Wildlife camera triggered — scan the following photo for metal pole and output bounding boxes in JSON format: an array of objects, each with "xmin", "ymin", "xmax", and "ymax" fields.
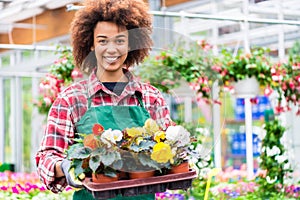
[
  {"xmin": 0, "ymin": 77, "xmax": 5, "ymax": 163},
  {"xmin": 10, "ymin": 78, "xmax": 16, "ymax": 167},
  {"xmin": 0, "ymin": 71, "xmax": 46, "ymax": 78},
  {"xmin": 245, "ymin": 97, "xmax": 254, "ymax": 178},
  {"xmin": 0, "ymin": 44, "xmax": 63, "ymax": 51},
  {"xmin": 243, "ymin": 0, "xmax": 250, "ymax": 53},
  {"xmin": 149, "ymin": 10, "xmax": 300, "ymax": 26},
  {"xmin": 277, "ymin": 0, "xmax": 285, "ymax": 60},
  {"xmin": 184, "ymin": 96, "xmax": 192, "ymax": 123},
  {"xmin": 15, "ymin": 77, "xmax": 23, "ymax": 172},
  {"xmin": 212, "ymin": 81, "xmax": 221, "ymax": 168},
  {"xmin": 65, "ymin": 4, "xmax": 300, "ymax": 26}
]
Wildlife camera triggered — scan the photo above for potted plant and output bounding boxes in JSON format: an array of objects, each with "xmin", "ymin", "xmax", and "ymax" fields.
[
  {"xmin": 66, "ymin": 124, "xmax": 123, "ymax": 183},
  {"xmin": 212, "ymin": 47, "xmax": 273, "ymax": 97}
]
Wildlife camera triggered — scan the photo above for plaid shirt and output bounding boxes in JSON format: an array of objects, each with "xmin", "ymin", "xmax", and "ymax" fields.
[{"xmin": 35, "ymin": 70, "xmax": 172, "ymax": 193}]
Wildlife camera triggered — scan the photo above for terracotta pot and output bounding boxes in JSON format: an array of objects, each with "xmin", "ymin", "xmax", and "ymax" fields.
[
  {"xmin": 92, "ymin": 173, "xmax": 119, "ymax": 183},
  {"xmin": 169, "ymin": 162, "xmax": 189, "ymax": 174},
  {"xmin": 128, "ymin": 170, "xmax": 155, "ymax": 179}
]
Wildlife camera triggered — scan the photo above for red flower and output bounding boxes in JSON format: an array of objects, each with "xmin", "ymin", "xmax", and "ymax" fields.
[{"xmin": 92, "ymin": 124, "xmax": 104, "ymax": 135}]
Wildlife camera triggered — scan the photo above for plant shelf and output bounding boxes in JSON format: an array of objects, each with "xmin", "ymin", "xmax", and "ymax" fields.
[{"xmin": 83, "ymin": 170, "xmax": 197, "ymax": 199}]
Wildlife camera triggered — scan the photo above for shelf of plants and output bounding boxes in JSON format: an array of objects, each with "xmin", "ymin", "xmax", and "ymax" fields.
[{"xmin": 83, "ymin": 170, "xmax": 197, "ymax": 199}]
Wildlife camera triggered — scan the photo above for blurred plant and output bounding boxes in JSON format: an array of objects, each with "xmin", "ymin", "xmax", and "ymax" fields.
[
  {"xmin": 33, "ymin": 45, "xmax": 83, "ymax": 115},
  {"xmin": 0, "ymin": 172, "xmax": 73, "ymax": 199},
  {"xmin": 137, "ymin": 40, "xmax": 217, "ymax": 104},
  {"xmin": 213, "ymin": 47, "xmax": 272, "ymax": 88},
  {"xmin": 270, "ymin": 41, "xmax": 300, "ymax": 115},
  {"xmin": 257, "ymin": 118, "xmax": 293, "ymax": 198}
]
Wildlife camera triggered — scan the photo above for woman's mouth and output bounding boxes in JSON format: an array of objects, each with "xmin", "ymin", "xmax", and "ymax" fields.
[{"xmin": 104, "ymin": 56, "xmax": 119, "ymax": 63}]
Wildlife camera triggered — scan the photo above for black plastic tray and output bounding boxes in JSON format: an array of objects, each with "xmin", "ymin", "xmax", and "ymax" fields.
[{"xmin": 83, "ymin": 170, "xmax": 197, "ymax": 199}]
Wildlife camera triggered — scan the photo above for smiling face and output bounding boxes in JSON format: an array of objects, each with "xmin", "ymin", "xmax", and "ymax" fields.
[{"xmin": 92, "ymin": 21, "xmax": 129, "ymax": 81}]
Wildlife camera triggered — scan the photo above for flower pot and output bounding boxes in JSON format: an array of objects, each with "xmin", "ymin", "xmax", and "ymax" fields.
[
  {"xmin": 128, "ymin": 170, "xmax": 155, "ymax": 179},
  {"xmin": 92, "ymin": 173, "xmax": 119, "ymax": 183},
  {"xmin": 233, "ymin": 76, "xmax": 259, "ymax": 98},
  {"xmin": 169, "ymin": 161, "xmax": 189, "ymax": 174}
]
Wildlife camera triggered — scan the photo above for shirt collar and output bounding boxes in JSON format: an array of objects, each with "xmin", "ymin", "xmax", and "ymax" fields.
[{"xmin": 87, "ymin": 68, "xmax": 143, "ymax": 98}]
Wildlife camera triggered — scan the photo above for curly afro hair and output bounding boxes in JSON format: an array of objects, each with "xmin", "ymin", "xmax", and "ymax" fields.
[{"xmin": 70, "ymin": 0, "xmax": 153, "ymax": 73}]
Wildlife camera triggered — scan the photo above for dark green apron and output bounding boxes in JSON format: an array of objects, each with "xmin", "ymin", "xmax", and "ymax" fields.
[{"xmin": 73, "ymin": 95, "xmax": 155, "ymax": 200}]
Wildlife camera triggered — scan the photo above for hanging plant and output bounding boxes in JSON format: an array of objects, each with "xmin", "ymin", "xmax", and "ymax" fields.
[{"xmin": 33, "ymin": 45, "xmax": 83, "ymax": 115}]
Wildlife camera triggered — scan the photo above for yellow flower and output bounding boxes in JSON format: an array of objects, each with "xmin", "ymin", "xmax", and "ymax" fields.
[
  {"xmin": 126, "ymin": 127, "xmax": 144, "ymax": 138},
  {"xmin": 144, "ymin": 118, "xmax": 160, "ymax": 135},
  {"xmin": 151, "ymin": 142, "xmax": 173, "ymax": 163},
  {"xmin": 154, "ymin": 131, "xmax": 165, "ymax": 142}
]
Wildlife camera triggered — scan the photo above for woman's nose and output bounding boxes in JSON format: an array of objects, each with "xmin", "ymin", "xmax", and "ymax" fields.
[{"xmin": 106, "ymin": 42, "xmax": 117, "ymax": 53}]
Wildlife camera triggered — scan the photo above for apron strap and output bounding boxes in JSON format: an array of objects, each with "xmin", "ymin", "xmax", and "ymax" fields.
[
  {"xmin": 88, "ymin": 97, "xmax": 92, "ymax": 108},
  {"xmin": 135, "ymin": 92, "xmax": 145, "ymax": 108}
]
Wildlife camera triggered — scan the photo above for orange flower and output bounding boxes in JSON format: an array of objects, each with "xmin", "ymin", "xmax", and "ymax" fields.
[{"xmin": 92, "ymin": 123, "xmax": 104, "ymax": 135}]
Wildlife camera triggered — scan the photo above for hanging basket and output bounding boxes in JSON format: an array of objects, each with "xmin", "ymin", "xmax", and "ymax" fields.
[{"xmin": 233, "ymin": 76, "xmax": 259, "ymax": 98}]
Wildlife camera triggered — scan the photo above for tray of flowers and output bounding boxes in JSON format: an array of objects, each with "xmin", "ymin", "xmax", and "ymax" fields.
[
  {"xmin": 66, "ymin": 119, "xmax": 202, "ymax": 199},
  {"xmin": 83, "ymin": 169, "xmax": 197, "ymax": 199}
]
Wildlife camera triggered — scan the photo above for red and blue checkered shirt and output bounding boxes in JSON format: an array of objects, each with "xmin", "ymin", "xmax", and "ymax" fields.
[{"xmin": 35, "ymin": 70, "xmax": 172, "ymax": 193}]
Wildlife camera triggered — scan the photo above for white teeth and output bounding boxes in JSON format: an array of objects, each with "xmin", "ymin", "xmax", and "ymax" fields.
[{"xmin": 105, "ymin": 57, "xmax": 118, "ymax": 62}]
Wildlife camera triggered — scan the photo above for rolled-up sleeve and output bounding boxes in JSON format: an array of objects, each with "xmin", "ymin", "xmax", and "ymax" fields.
[{"xmin": 35, "ymin": 95, "xmax": 74, "ymax": 193}]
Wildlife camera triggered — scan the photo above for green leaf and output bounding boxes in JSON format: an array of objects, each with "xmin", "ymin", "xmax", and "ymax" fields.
[
  {"xmin": 100, "ymin": 152, "xmax": 116, "ymax": 166},
  {"xmin": 68, "ymin": 146, "xmax": 92, "ymax": 159},
  {"xmin": 89, "ymin": 155, "xmax": 101, "ymax": 173},
  {"xmin": 72, "ymin": 159, "xmax": 84, "ymax": 178}
]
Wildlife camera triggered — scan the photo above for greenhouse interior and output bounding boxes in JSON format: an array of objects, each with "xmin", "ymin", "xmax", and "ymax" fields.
[{"xmin": 1, "ymin": 0, "xmax": 300, "ymax": 199}]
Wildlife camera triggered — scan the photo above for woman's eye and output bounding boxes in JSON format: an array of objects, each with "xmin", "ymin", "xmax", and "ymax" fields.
[
  {"xmin": 98, "ymin": 40, "xmax": 108, "ymax": 45},
  {"xmin": 116, "ymin": 39, "xmax": 125, "ymax": 44}
]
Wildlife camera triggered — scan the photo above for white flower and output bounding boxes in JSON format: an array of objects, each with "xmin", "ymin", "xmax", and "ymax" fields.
[
  {"xmin": 266, "ymin": 176, "xmax": 277, "ymax": 184},
  {"xmin": 166, "ymin": 125, "xmax": 190, "ymax": 147},
  {"xmin": 275, "ymin": 155, "xmax": 287, "ymax": 164},
  {"xmin": 266, "ymin": 146, "xmax": 281, "ymax": 157},
  {"xmin": 283, "ymin": 163, "xmax": 290, "ymax": 170},
  {"xmin": 101, "ymin": 128, "xmax": 123, "ymax": 148},
  {"xmin": 257, "ymin": 157, "xmax": 262, "ymax": 163},
  {"xmin": 258, "ymin": 129, "xmax": 266, "ymax": 140}
]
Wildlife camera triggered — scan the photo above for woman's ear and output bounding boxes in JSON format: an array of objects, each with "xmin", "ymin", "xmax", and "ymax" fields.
[{"xmin": 91, "ymin": 46, "xmax": 94, "ymax": 51}]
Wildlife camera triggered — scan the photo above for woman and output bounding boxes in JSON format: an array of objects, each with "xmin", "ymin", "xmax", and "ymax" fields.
[{"xmin": 35, "ymin": 0, "xmax": 172, "ymax": 199}]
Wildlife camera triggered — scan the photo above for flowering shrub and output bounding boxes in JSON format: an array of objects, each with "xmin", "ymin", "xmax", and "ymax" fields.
[
  {"xmin": 214, "ymin": 47, "xmax": 272, "ymax": 88},
  {"xmin": 137, "ymin": 40, "xmax": 216, "ymax": 104},
  {"xmin": 33, "ymin": 45, "xmax": 83, "ymax": 115},
  {"xmin": 270, "ymin": 41, "xmax": 300, "ymax": 114},
  {"xmin": 257, "ymin": 118, "xmax": 293, "ymax": 198}
]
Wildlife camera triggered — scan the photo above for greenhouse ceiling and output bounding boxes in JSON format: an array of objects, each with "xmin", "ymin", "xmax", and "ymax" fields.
[{"xmin": 0, "ymin": 0, "xmax": 299, "ymax": 53}]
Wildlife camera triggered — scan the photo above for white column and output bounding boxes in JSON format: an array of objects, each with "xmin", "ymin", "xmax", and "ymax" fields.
[
  {"xmin": 0, "ymin": 77, "xmax": 5, "ymax": 163},
  {"xmin": 212, "ymin": 81, "xmax": 221, "ymax": 168},
  {"xmin": 10, "ymin": 77, "xmax": 23, "ymax": 172},
  {"xmin": 245, "ymin": 97, "xmax": 254, "ymax": 178},
  {"xmin": 184, "ymin": 96, "xmax": 192, "ymax": 123},
  {"xmin": 31, "ymin": 77, "xmax": 45, "ymax": 171}
]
